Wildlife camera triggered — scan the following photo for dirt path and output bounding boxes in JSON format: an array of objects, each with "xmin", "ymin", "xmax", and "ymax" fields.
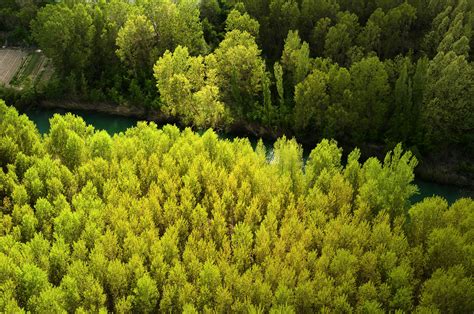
[
  {"xmin": 31, "ymin": 55, "xmax": 46, "ymax": 80},
  {"xmin": 0, "ymin": 49, "xmax": 27, "ymax": 86}
]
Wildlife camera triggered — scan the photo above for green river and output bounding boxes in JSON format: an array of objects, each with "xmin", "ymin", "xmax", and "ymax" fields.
[{"xmin": 22, "ymin": 106, "xmax": 471, "ymax": 204}]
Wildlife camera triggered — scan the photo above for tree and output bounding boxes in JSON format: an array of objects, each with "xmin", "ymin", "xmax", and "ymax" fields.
[
  {"xmin": 324, "ymin": 23, "xmax": 352, "ymax": 65},
  {"xmin": 0, "ymin": 103, "xmax": 473, "ymax": 312},
  {"xmin": 388, "ymin": 60, "xmax": 413, "ymax": 142},
  {"xmin": 133, "ymin": 273, "xmax": 159, "ymax": 313},
  {"xmin": 357, "ymin": 18, "xmax": 381, "ymax": 55},
  {"xmin": 381, "ymin": 3, "xmax": 417, "ymax": 58},
  {"xmin": 306, "ymin": 139, "xmax": 342, "ymax": 188},
  {"xmin": 311, "ymin": 17, "xmax": 332, "ymax": 56},
  {"xmin": 86, "ymin": 0, "xmax": 131, "ymax": 85},
  {"xmin": 197, "ymin": 261, "xmax": 221, "ymax": 307},
  {"xmin": 356, "ymin": 144, "xmax": 417, "ymax": 217},
  {"xmin": 410, "ymin": 57, "xmax": 428, "ymax": 143},
  {"xmin": 90, "ymin": 131, "xmax": 113, "ymax": 161},
  {"xmin": 272, "ymin": 136, "xmax": 305, "ymax": 195},
  {"xmin": 199, "ymin": 0, "xmax": 223, "ymax": 48},
  {"xmin": 116, "ymin": 14, "xmax": 156, "ymax": 78},
  {"xmin": 274, "ymin": 62, "xmax": 285, "ymax": 109},
  {"xmin": 49, "ymin": 237, "xmax": 70, "ymax": 285},
  {"xmin": 408, "ymin": 197, "xmax": 447, "ymax": 246},
  {"xmin": 300, "ymin": 0, "xmax": 339, "ymax": 40},
  {"xmin": 349, "ymin": 56, "xmax": 390, "ymax": 142},
  {"xmin": 225, "ymin": 9, "xmax": 260, "ymax": 38},
  {"xmin": 266, "ymin": 0, "xmax": 300, "ymax": 60},
  {"xmin": 281, "ymin": 30, "xmax": 312, "ymax": 88},
  {"xmin": 261, "ymin": 72, "xmax": 274, "ymax": 126},
  {"xmin": 211, "ymin": 30, "xmax": 266, "ymax": 119},
  {"xmin": 427, "ymin": 227, "xmax": 466, "ymax": 272},
  {"xmin": 46, "ymin": 114, "xmax": 91, "ymax": 170},
  {"xmin": 421, "ymin": 51, "xmax": 474, "ymax": 149},
  {"xmin": 293, "ymin": 69, "xmax": 329, "ymax": 136},
  {"xmin": 323, "ymin": 12, "xmax": 359, "ymax": 66},
  {"xmin": 422, "ymin": 3, "xmax": 472, "ymax": 59},
  {"xmin": 142, "ymin": 0, "xmax": 207, "ymax": 55},
  {"xmin": 0, "ymin": 100, "xmax": 44, "ymax": 165},
  {"xmin": 418, "ymin": 266, "xmax": 474, "ymax": 313},
  {"xmin": 32, "ymin": 3, "xmax": 95, "ymax": 77},
  {"xmin": 232, "ymin": 222, "xmax": 254, "ymax": 271},
  {"xmin": 172, "ymin": 0, "xmax": 208, "ymax": 54},
  {"xmin": 154, "ymin": 46, "xmax": 228, "ymax": 128},
  {"xmin": 17, "ymin": 263, "xmax": 49, "ymax": 310},
  {"xmin": 28, "ymin": 287, "xmax": 66, "ymax": 313},
  {"xmin": 60, "ymin": 261, "xmax": 106, "ymax": 312},
  {"xmin": 325, "ymin": 64, "xmax": 352, "ymax": 138}
]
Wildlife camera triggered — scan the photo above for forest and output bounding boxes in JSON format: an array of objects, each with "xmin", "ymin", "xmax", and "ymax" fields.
[
  {"xmin": 0, "ymin": 100, "xmax": 473, "ymax": 312},
  {"xmin": 0, "ymin": 0, "xmax": 472, "ymax": 155},
  {"xmin": 0, "ymin": 0, "xmax": 473, "ymax": 312}
]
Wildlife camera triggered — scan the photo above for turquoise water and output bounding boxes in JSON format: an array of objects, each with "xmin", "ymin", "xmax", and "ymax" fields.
[
  {"xmin": 23, "ymin": 107, "xmax": 138, "ymax": 135},
  {"xmin": 21, "ymin": 107, "xmax": 472, "ymax": 204},
  {"xmin": 411, "ymin": 178, "xmax": 471, "ymax": 204}
]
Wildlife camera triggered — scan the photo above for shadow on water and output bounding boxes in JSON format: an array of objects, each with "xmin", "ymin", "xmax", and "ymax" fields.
[
  {"xmin": 21, "ymin": 106, "xmax": 472, "ymax": 205},
  {"xmin": 22, "ymin": 106, "xmax": 138, "ymax": 135},
  {"xmin": 412, "ymin": 179, "xmax": 473, "ymax": 204}
]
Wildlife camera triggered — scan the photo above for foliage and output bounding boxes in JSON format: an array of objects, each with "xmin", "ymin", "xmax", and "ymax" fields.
[
  {"xmin": 0, "ymin": 101, "xmax": 472, "ymax": 312},
  {"xmin": 20, "ymin": 0, "xmax": 473, "ymax": 156},
  {"xmin": 154, "ymin": 46, "xmax": 228, "ymax": 128}
]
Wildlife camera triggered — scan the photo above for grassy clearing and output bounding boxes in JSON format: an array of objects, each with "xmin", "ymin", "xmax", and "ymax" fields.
[
  {"xmin": 4, "ymin": 50, "xmax": 54, "ymax": 91},
  {"xmin": 22, "ymin": 52, "xmax": 41, "ymax": 78},
  {"xmin": 10, "ymin": 52, "xmax": 44, "ymax": 87}
]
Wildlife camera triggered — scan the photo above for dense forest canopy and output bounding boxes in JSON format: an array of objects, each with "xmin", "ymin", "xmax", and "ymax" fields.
[
  {"xmin": 0, "ymin": 100, "xmax": 473, "ymax": 312},
  {"xmin": 1, "ymin": 0, "xmax": 473, "ymax": 312},
  {"xmin": 1, "ymin": 0, "xmax": 473, "ymax": 155}
]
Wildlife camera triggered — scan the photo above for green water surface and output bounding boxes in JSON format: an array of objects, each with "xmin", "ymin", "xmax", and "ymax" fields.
[{"xmin": 24, "ymin": 107, "xmax": 138, "ymax": 135}]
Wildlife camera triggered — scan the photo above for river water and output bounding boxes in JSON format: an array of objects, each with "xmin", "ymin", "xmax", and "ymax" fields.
[{"xmin": 21, "ymin": 106, "xmax": 471, "ymax": 204}]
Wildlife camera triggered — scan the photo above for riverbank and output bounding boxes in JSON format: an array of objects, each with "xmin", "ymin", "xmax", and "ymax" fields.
[
  {"xmin": 40, "ymin": 99, "xmax": 167, "ymax": 122},
  {"xmin": 40, "ymin": 99, "xmax": 285, "ymax": 140},
  {"xmin": 26, "ymin": 99, "xmax": 474, "ymax": 192},
  {"xmin": 415, "ymin": 151, "xmax": 474, "ymax": 190}
]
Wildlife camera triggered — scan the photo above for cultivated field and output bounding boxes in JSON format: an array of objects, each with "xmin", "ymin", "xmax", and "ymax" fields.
[{"xmin": 0, "ymin": 49, "xmax": 27, "ymax": 86}]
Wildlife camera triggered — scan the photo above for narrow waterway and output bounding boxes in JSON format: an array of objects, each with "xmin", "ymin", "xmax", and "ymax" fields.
[{"xmin": 22, "ymin": 106, "xmax": 472, "ymax": 204}]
